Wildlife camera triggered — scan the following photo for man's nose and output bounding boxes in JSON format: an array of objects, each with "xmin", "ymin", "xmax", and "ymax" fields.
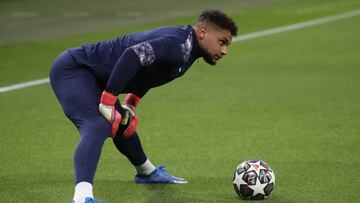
[{"xmin": 221, "ymin": 46, "xmax": 227, "ymax": 55}]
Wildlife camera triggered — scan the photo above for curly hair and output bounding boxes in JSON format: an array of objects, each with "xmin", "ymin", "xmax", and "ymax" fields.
[{"xmin": 197, "ymin": 10, "xmax": 238, "ymax": 36}]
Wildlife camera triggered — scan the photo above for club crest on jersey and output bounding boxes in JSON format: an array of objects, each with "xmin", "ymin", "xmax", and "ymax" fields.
[{"xmin": 131, "ymin": 41, "xmax": 155, "ymax": 66}]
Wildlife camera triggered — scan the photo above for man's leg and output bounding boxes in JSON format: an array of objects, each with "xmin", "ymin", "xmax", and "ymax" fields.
[
  {"xmin": 112, "ymin": 127, "xmax": 187, "ymax": 184},
  {"xmin": 50, "ymin": 51, "xmax": 108, "ymax": 202},
  {"xmin": 74, "ymin": 117, "xmax": 109, "ymax": 183},
  {"xmin": 72, "ymin": 117, "xmax": 109, "ymax": 203},
  {"xmin": 112, "ymin": 132, "xmax": 155, "ymax": 175}
]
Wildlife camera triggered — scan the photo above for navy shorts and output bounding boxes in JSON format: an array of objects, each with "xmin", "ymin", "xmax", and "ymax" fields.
[{"xmin": 49, "ymin": 50, "xmax": 125, "ymax": 137}]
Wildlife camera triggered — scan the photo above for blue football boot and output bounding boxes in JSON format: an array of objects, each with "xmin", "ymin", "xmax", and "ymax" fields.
[
  {"xmin": 134, "ymin": 166, "xmax": 188, "ymax": 184},
  {"xmin": 72, "ymin": 197, "xmax": 103, "ymax": 203},
  {"xmin": 84, "ymin": 197, "xmax": 102, "ymax": 203}
]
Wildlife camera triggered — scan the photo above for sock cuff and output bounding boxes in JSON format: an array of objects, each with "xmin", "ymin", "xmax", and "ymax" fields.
[
  {"xmin": 135, "ymin": 159, "xmax": 156, "ymax": 175},
  {"xmin": 73, "ymin": 182, "xmax": 94, "ymax": 203}
]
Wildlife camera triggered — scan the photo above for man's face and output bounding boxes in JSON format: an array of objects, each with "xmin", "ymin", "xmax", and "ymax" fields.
[{"xmin": 197, "ymin": 24, "xmax": 233, "ymax": 65}]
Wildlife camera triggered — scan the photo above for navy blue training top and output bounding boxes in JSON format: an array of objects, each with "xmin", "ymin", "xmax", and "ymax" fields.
[{"xmin": 68, "ymin": 25, "xmax": 202, "ymax": 97}]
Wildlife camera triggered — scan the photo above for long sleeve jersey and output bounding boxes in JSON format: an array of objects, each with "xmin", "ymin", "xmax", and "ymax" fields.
[{"xmin": 67, "ymin": 25, "xmax": 202, "ymax": 97}]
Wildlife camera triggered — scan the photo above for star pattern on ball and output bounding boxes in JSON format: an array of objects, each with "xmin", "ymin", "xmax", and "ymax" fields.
[
  {"xmin": 233, "ymin": 172, "xmax": 247, "ymax": 189},
  {"xmin": 248, "ymin": 175, "xmax": 268, "ymax": 196},
  {"xmin": 248, "ymin": 161, "xmax": 267, "ymax": 174}
]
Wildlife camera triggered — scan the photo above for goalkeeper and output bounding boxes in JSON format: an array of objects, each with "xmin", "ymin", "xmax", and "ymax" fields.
[{"xmin": 50, "ymin": 9, "xmax": 237, "ymax": 203}]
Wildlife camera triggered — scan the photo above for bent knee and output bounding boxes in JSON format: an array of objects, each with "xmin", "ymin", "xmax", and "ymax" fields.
[{"xmin": 79, "ymin": 116, "xmax": 111, "ymax": 139}]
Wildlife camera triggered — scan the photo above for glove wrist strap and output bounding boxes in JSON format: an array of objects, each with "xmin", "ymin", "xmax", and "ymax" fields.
[
  {"xmin": 100, "ymin": 91, "xmax": 117, "ymax": 105},
  {"xmin": 124, "ymin": 93, "xmax": 141, "ymax": 107}
]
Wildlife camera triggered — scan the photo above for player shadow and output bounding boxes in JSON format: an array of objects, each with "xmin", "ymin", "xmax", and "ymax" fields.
[
  {"xmin": 105, "ymin": 179, "xmax": 192, "ymax": 202},
  {"xmin": 142, "ymin": 184, "xmax": 187, "ymax": 202}
]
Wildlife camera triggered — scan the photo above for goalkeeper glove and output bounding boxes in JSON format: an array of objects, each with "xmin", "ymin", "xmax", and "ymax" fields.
[
  {"xmin": 121, "ymin": 93, "xmax": 140, "ymax": 138},
  {"xmin": 99, "ymin": 91, "xmax": 122, "ymax": 138}
]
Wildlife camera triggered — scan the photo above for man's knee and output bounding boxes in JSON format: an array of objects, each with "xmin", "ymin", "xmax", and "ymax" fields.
[{"xmin": 80, "ymin": 116, "xmax": 111, "ymax": 140}]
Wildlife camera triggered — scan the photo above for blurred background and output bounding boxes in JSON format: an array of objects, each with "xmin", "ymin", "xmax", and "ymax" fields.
[{"xmin": 0, "ymin": 0, "xmax": 291, "ymax": 45}]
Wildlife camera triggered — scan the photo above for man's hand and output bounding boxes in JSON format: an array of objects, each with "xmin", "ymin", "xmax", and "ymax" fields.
[
  {"xmin": 99, "ymin": 91, "xmax": 122, "ymax": 137},
  {"xmin": 121, "ymin": 93, "xmax": 140, "ymax": 138}
]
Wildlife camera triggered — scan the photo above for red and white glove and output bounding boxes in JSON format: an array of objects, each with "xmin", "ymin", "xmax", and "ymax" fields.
[
  {"xmin": 121, "ymin": 93, "xmax": 140, "ymax": 138},
  {"xmin": 99, "ymin": 91, "xmax": 122, "ymax": 138}
]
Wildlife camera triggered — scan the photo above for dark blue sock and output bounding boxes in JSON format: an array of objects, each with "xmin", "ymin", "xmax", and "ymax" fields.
[
  {"xmin": 112, "ymin": 132, "xmax": 147, "ymax": 166},
  {"xmin": 74, "ymin": 117, "xmax": 110, "ymax": 184}
]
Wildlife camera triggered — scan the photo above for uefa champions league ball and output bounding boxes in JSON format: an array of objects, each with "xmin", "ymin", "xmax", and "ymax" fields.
[{"xmin": 233, "ymin": 160, "xmax": 275, "ymax": 200}]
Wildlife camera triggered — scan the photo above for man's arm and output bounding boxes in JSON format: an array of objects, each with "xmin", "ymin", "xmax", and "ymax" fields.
[
  {"xmin": 105, "ymin": 48, "xmax": 142, "ymax": 96},
  {"xmin": 105, "ymin": 37, "xmax": 182, "ymax": 95},
  {"xmin": 100, "ymin": 37, "xmax": 182, "ymax": 137}
]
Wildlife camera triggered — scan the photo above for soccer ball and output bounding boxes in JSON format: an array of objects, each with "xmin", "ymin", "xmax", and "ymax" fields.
[{"xmin": 233, "ymin": 160, "xmax": 275, "ymax": 200}]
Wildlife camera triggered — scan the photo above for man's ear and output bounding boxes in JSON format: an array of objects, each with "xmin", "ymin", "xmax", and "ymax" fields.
[{"xmin": 199, "ymin": 26, "xmax": 207, "ymax": 40}]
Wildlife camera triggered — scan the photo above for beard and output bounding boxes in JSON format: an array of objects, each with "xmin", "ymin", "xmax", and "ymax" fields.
[{"xmin": 202, "ymin": 53, "xmax": 216, "ymax": 66}]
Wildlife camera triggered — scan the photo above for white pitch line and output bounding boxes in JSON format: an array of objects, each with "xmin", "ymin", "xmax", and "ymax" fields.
[
  {"xmin": 233, "ymin": 9, "xmax": 360, "ymax": 42},
  {"xmin": 0, "ymin": 78, "xmax": 49, "ymax": 93},
  {"xmin": 1, "ymin": 9, "xmax": 359, "ymax": 94}
]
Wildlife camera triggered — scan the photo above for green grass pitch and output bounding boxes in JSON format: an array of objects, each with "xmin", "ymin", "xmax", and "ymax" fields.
[{"xmin": 1, "ymin": 0, "xmax": 360, "ymax": 202}]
